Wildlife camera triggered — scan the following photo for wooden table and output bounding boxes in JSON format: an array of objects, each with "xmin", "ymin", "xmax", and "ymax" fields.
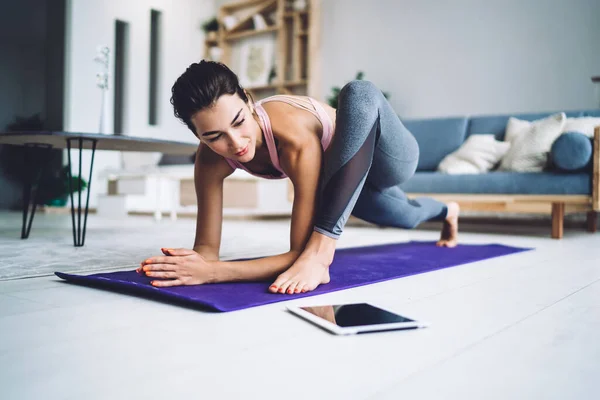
[{"xmin": 0, "ymin": 131, "xmax": 197, "ymax": 246}]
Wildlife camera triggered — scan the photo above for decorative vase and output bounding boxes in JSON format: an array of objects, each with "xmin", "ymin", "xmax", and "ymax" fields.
[
  {"xmin": 94, "ymin": 46, "xmax": 110, "ymax": 134},
  {"xmin": 293, "ymin": 0, "xmax": 307, "ymax": 11},
  {"xmin": 209, "ymin": 46, "xmax": 223, "ymax": 62},
  {"xmin": 207, "ymin": 30, "xmax": 218, "ymax": 42}
]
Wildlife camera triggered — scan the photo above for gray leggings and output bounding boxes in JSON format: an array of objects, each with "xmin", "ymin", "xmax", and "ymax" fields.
[{"xmin": 314, "ymin": 80, "xmax": 447, "ymax": 239}]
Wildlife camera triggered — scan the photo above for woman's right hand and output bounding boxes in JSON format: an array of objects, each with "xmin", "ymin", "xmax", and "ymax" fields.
[
  {"xmin": 135, "ymin": 247, "xmax": 195, "ymax": 273},
  {"xmin": 136, "ymin": 247, "xmax": 218, "ymax": 287}
]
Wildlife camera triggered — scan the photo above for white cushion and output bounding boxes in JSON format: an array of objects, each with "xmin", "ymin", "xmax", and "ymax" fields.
[
  {"xmin": 499, "ymin": 112, "xmax": 566, "ymax": 172},
  {"xmin": 562, "ymin": 117, "xmax": 600, "ymax": 137},
  {"xmin": 438, "ymin": 134, "xmax": 511, "ymax": 174}
]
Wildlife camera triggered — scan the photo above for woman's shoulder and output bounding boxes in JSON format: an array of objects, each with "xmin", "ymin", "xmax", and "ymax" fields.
[{"xmin": 260, "ymin": 97, "xmax": 321, "ymax": 148}]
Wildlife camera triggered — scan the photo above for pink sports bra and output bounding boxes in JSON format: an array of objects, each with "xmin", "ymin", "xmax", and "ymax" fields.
[{"xmin": 224, "ymin": 95, "xmax": 334, "ymax": 179}]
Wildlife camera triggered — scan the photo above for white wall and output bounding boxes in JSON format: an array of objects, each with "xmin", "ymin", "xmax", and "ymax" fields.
[
  {"xmin": 320, "ymin": 0, "xmax": 600, "ymax": 118},
  {"xmin": 65, "ymin": 0, "xmax": 212, "ymax": 208}
]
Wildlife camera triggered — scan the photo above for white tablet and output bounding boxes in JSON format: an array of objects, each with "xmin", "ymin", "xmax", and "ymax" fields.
[{"xmin": 287, "ymin": 303, "xmax": 428, "ymax": 335}]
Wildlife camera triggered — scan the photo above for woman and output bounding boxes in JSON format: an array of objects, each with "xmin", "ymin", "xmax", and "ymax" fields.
[{"xmin": 138, "ymin": 61, "xmax": 459, "ymax": 294}]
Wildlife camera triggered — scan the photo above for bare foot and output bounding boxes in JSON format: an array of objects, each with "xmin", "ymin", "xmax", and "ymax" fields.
[
  {"xmin": 269, "ymin": 231, "xmax": 336, "ymax": 294},
  {"xmin": 437, "ymin": 202, "xmax": 459, "ymax": 248},
  {"xmin": 269, "ymin": 255, "xmax": 331, "ymax": 294}
]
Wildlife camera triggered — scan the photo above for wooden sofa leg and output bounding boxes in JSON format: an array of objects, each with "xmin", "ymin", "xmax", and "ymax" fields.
[
  {"xmin": 551, "ymin": 203, "xmax": 565, "ymax": 239},
  {"xmin": 587, "ymin": 211, "xmax": 598, "ymax": 233}
]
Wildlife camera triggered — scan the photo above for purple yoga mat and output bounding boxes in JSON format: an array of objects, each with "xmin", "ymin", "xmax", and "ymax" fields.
[{"xmin": 55, "ymin": 241, "xmax": 530, "ymax": 312}]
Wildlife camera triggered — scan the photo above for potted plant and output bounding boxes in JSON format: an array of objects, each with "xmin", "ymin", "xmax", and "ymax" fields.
[
  {"xmin": 38, "ymin": 165, "xmax": 88, "ymax": 207},
  {"xmin": 202, "ymin": 17, "xmax": 220, "ymax": 42},
  {"xmin": 0, "ymin": 114, "xmax": 87, "ymax": 209},
  {"xmin": 327, "ymin": 71, "xmax": 390, "ymax": 109}
]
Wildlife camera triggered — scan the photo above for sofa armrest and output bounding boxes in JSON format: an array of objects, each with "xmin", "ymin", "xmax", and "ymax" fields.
[{"xmin": 594, "ymin": 126, "xmax": 600, "ymax": 211}]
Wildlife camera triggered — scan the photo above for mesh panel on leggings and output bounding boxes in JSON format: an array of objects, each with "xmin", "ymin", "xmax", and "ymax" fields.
[{"xmin": 314, "ymin": 119, "xmax": 380, "ymax": 235}]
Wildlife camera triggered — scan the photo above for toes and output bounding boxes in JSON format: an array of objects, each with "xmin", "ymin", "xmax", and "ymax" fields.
[
  {"xmin": 287, "ymin": 281, "xmax": 299, "ymax": 295},
  {"xmin": 270, "ymin": 274, "xmax": 289, "ymax": 293},
  {"xmin": 278, "ymin": 279, "xmax": 292, "ymax": 294},
  {"xmin": 294, "ymin": 282, "xmax": 305, "ymax": 293},
  {"xmin": 282, "ymin": 280, "xmax": 296, "ymax": 294},
  {"xmin": 436, "ymin": 240, "xmax": 457, "ymax": 248}
]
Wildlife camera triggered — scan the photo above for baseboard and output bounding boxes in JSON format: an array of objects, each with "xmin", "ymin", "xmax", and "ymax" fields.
[
  {"xmin": 40, "ymin": 207, "xmax": 288, "ymax": 221},
  {"xmin": 37, "ymin": 206, "xmax": 597, "ymax": 229},
  {"xmin": 41, "ymin": 206, "xmax": 98, "ymax": 215}
]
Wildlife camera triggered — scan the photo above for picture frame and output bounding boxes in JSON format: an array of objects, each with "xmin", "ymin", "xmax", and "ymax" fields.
[{"xmin": 237, "ymin": 35, "xmax": 275, "ymax": 88}]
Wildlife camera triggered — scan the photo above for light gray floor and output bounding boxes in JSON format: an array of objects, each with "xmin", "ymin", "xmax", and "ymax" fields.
[
  {"xmin": 0, "ymin": 211, "xmax": 598, "ymax": 399},
  {"xmin": 0, "ymin": 211, "xmax": 286, "ymax": 280}
]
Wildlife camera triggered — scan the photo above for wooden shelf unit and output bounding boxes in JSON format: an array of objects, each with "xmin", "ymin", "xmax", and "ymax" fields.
[
  {"xmin": 204, "ymin": 0, "xmax": 319, "ymax": 100},
  {"xmin": 245, "ymin": 79, "xmax": 307, "ymax": 92},
  {"xmin": 224, "ymin": 26, "xmax": 279, "ymax": 41},
  {"xmin": 224, "ymin": 0, "xmax": 278, "ymax": 34}
]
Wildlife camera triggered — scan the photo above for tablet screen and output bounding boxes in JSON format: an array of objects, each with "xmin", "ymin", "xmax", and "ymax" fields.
[{"xmin": 299, "ymin": 303, "xmax": 414, "ymax": 327}]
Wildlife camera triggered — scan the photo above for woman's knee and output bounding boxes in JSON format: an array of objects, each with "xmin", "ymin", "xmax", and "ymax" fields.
[
  {"xmin": 399, "ymin": 215, "xmax": 420, "ymax": 229},
  {"xmin": 340, "ymin": 80, "xmax": 382, "ymax": 101},
  {"xmin": 339, "ymin": 80, "xmax": 382, "ymax": 112},
  {"xmin": 353, "ymin": 192, "xmax": 424, "ymax": 229},
  {"xmin": 352, "ymin": 208, "xmax": 420, "ymax": 230}
]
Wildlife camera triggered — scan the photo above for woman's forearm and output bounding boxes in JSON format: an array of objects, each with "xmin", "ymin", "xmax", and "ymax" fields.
[{"xmin": 212, "ymin": 250, "xmax": 301, "ymax": 282}]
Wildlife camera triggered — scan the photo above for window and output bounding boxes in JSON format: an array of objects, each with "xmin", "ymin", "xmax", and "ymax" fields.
[
  {"xmin": 148, "ymin": 9, "xmax": 162, "ymax": 125},
  {"xmin": 114, "ymin": 20, "xmax": 129, "ymax": 135}
]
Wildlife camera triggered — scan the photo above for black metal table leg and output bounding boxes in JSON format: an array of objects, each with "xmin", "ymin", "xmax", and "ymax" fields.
[
  {"xmin": 66, "ymin": 138, "xmax": 97, "ymax": 247},
  {"xmin": 21, "ymin": 143, "xmax": 54, "ymax": 239}
]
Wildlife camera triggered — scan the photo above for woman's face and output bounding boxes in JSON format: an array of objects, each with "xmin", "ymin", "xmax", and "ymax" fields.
[{"xmin": 191, "ymin": 94, "xmax": 260, "ymax": 162}]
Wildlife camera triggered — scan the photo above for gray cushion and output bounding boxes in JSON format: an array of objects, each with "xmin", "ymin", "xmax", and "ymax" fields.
[
  {"xmin": 400, "ymin": 171, "xmax": 591, "ymax": 195},
  {"xmin": 403, "ymin": 117, "xmax": 468, "ymax": 171},
  {"xmin": 550, "ymin": 132, "xmax": 593, "ymax": 172}
]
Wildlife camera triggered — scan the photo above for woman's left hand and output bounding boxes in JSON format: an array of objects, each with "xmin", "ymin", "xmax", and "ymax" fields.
[{"xmin": 137, "ymin": 248, "xmax": 216, "ymax": 287}]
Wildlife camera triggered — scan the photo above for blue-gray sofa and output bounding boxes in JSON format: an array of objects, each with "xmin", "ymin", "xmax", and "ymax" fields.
[{"xmin": 399, "ymin": 109, "xmax": 600, "ymax": 239}]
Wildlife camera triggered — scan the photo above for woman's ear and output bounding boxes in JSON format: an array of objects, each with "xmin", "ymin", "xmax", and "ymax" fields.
[
  {"xmin": 246, "ymin": 99, "xmax": 255, "ymax": 115},
  {"xmin": 244, "ymin": 90, "xmax": 256, "ymax": 114}
]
